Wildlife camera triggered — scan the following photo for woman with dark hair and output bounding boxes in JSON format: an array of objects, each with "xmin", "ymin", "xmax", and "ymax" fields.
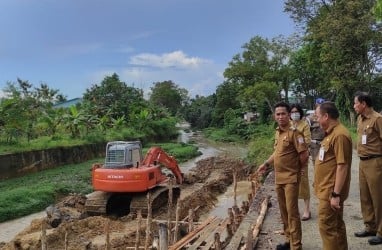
[{"xmin": 290, "ymin": 103, "xmax": 312, "ymax": 221}]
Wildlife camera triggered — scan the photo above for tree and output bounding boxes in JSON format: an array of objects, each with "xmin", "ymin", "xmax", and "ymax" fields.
[
  {"xmin": 0, "ymin": 79, "xmax": 65, "ymax": 142},
  {"xmin": 83, "ymin": 73, "xmax": 146, "ymax": 122},
  {"xmin": 289, "ymin": 42, "xmax": 329, "ymax": 108},
  {"xmin": 149, "ymin": 80, "xmax": 188, "ymax": 116},
  {"xmin": 285, "ymin": 0, "xmax": 382, "ymax": 121},
  {"xmin": 374, "ymin": 0, "xmax": 382, "ymax": 21},
  {"xmin": 183, "ymin": 94, "xmax": 216, "ymax": 129}
]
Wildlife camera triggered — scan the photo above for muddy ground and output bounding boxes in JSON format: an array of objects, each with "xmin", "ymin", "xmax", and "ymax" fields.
[{"xmin": 0, "ymin": 156, "xmax": 255, "ymax": 250}]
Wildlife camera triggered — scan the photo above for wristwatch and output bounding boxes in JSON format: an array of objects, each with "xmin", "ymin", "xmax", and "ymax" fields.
[{"xmin": 331, "ymin": 191, "xmax": 340, "ymax": 198}]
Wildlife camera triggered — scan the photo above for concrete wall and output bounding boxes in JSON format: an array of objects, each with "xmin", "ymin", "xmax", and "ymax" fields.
[{"xmin": 0, "ymin": 143, "xmax": 106, "ymax": 180}]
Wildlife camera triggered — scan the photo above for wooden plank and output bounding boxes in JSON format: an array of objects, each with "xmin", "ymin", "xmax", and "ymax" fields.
[
  {"xmin": 169, "ymin": 216, "xmax": 217, "ymax": 250},
  {"xmin": 187, "ymin": 218, "xmax": 223, "ymax": 250},
  {"xmin": 200, "ymin": 218, "xmax": 230, "ymax": 250}
]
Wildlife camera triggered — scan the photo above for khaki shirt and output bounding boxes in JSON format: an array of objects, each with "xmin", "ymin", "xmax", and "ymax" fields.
[
  {"xmin": 292, "ymin": 120, "xmax": 311, "ymax": 145},
  {"xmin": 357, "ymin": 108, "xmax": 382, "ymax": 157},
  {"xmin": 314, "ymin": 122, "xmax": 352, "ymax": 200},
  {"xmin": 273, "ymin": 125, "xmax": 308, "ymax": 184}
]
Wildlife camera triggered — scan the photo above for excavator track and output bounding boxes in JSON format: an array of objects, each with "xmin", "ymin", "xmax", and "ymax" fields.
[
  {"xmin": 130, "ymin": 185, "xmax": 180, "ymax": 216},
  {"xmin": 85, "ymin": 185, "xmax": 180, "ymax": 216},
  {"xmin": 85, "ymin": 191, "xmax": 111, "ymax": 215}
]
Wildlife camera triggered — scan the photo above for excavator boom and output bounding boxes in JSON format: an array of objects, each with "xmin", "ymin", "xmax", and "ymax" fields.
[{"xmin": 142, "ymin": 146, "xmax": 184, "ymax": 184}]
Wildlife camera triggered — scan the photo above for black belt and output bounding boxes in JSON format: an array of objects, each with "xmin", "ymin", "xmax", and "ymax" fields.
[
  {"xmin": 311, "ymin": 140, "xmax": 321, "ymax": 145},
  {"xmin": 359, "ymin": 155, "xmax": 382, "ymax": 161}
]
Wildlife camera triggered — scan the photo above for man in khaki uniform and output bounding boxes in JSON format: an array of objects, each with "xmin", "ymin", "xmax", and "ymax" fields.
[
  {"xmin": 258, "ymin": 102, "xmax": 309, "ymax": 250},
  {"xmin": 353, "ymin": 91, "xmax": 382, "ymax": 245},
  {"xmin": 314, "ymin": 102, "xmax": 352, "ymax": 250}
]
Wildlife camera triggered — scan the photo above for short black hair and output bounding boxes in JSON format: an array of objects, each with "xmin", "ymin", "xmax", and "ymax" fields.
[
  {"xmin": 274, "ymin": 102, "xmax": 291, "ymax": 113},
  {"xmin": 354, "ymin": 91, "xmax": 373, "ymax": 107},
  {"xmin": 290, "ymin": 103, "xmax": 304, "ymax": 118},
  {"xmin": 319, "ymin": 101, "xmax": 339, "ymax": 119}
]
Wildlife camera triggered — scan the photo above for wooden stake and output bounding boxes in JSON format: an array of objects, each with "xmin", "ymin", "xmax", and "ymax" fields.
[
  {"xmin": 233, "ymin": 169, "xmax": 238, "ymax": 207},
  {"xmin": 167, "ymin": 179, "xmax": 173, "ymax": 244},
  {"xmin": 41, "ymin": 219, "xmax": 47, "ymax": 250},
  {"xmin": 159, "ymin": 223, "xmax": 168, "ymax": 250},
  {"xmin": 64, "ymin": 231, "xmax": 68, "ymax": 250},
  {"xmin": 173, "ymin": 199, "xmax": 180, "ymax": 243},
  {"xmin": 105, "ymin": 219, "xmax": 110, "ymax": 250},
  {"xmin": 144, "ymin": 192, "xmax": 152, "ymax": 250},
  {"xmin": 214, "ymin": 232, "xmax": 222, "ymax": 250},
  {"xmin": 135, "ymin": 210, "xmax": 142, "ymax": 250}
]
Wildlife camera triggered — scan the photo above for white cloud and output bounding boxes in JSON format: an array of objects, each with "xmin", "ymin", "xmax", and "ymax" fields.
[
  {"xmin": 129, "ymin": 50, "xmax": 210, "ymax": 69},
  {"xmin": 85, "ymin": 51, "xmax": 224, "ymax": 98}
]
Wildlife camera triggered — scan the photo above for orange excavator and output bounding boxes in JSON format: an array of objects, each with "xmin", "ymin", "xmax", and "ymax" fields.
[{"xmin": 85, "ymin": 141, "xmax": 184, "ymax": 216}]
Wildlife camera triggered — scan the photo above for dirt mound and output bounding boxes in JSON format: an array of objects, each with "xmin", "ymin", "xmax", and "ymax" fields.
[{"xmin": 1, "ymin": 156, "xmax": 254, "ymax": 250}]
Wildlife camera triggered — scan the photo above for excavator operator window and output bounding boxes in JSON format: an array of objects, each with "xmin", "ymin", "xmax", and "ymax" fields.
[{"xmin": 107, "ymin": 149, "xmax": 125, "ymax": 165}]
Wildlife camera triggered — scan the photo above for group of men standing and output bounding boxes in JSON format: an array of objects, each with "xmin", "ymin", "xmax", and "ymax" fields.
[{"xmin": 257, "ymin": 91, "xmax": 382, "ymax": 250}]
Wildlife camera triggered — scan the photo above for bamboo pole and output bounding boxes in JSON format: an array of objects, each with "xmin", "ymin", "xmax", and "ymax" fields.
[
  {"xmin": 187, "ymin": 208, "xmax": 194, "ymax": 233},
  {"xmin": 252, "ymin": 196, "xmax": 269, "ymax": 239},
  {"xmin": 135, "ymin": 210, "xmax": 142, "ymax": 250},
  {"xmin": 144, "ymin": 192, "xmax": 152, "ymax": 250}
]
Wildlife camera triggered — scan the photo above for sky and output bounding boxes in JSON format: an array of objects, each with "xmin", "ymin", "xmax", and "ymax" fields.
[{"xmin": 0, "ymin": 0, "xmax": 295, "ymax": 100}]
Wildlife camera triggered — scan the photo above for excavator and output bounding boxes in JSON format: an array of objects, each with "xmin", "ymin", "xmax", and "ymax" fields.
[{"xmin": 85, "ymin": 141, "xmax": 184, "ymax": 216}]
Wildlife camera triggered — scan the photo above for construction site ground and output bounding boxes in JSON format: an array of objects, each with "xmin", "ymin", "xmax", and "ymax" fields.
[
  {"xmin": 0, "ymin": 128, "xmax": 374, "ymax": 250},
  {"xmin": 0, "ymin": 156, "xmax": 256, "ymax": 250}
]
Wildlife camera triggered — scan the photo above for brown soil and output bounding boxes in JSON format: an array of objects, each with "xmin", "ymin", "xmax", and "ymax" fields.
[{"xmin": 1, "ymin": 156, "xmax": 254, "ymax": 250}]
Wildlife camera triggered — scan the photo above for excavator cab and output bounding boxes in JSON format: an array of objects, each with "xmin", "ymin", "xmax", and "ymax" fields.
[{"xmin": 104, "ymin": 141, "xmax": 143, "ymax": 169}]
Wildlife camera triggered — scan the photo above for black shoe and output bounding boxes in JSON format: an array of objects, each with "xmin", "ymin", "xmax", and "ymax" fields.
[
  {"xmin": 354, "ymin": 230, "xmax": 377, "ymax": 237},
  {"xmin": 276, "ymin": 242, "xmax": 290, "ymax": 250},
  {"xmin": 368, "ymin": 236, "xmax": 382, "ymax": 245}
]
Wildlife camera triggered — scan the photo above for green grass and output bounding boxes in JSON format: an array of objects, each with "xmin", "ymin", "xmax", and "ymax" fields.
[
  {"xmin": 0, "ymin": 143, "xmax": 198, "ymax": 222},
  {"xmin": 247, "ymin": 124, "xmax": 275, "ymax": 167},
  {"xmin": 203, "ymin": 127, "xmax": 242, "ymax": 142}
]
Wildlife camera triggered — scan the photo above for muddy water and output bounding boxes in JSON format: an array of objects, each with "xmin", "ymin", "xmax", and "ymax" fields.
[
  {"xmin": 202, "ymin": 181, "xmax": 252, "ymax": 219},
  {"xmin": 0, "ymin": 126, "xmax": 249, "ymax": 243},
  {"xmin": 179, "ymin": 127, "xmax": 251, "ymax": 221}
]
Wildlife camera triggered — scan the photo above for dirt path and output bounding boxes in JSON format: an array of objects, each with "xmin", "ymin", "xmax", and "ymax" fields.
[{"xmin": 256, "ymin": 150, "xmax": 376, "ymax": 249}]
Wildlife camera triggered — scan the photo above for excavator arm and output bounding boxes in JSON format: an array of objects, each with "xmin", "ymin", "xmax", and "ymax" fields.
[{"xmin": 142, "ymin": 146, "xmax": 184, "ymax": 184}]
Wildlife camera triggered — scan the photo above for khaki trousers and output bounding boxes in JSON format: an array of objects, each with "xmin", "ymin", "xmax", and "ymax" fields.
[
  {"xmin": 298, "ymin": 162, "xmax": 310, "ymax": 199},
  {"xmin": 359, "ymin": 157, "xmax": 382, "ymax": 236},
  {"xmin": 318, "ymin": 199, "xmax": 348, "ymax": 250},
  {"xmin": 276, "ymin": 182, "xmax": 302, "ymax": 250}
]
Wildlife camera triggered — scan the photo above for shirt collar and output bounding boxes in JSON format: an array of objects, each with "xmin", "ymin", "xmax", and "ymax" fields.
[
  {"xmin": 362, "ymin": 107, "xmax": 375, "ymax": 119},
  {"xmin": 325, "ymin": 120, "xmax": 339, "ymax": 135}
]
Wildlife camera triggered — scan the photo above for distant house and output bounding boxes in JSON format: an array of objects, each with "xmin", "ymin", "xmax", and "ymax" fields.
[
  {"xmin": 243, "ymin": 112, "xmax": 258, "ymax": 122},
  {"xmin": 53, "ymin": 98, "xmax": 83, "ymax": 109}
]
